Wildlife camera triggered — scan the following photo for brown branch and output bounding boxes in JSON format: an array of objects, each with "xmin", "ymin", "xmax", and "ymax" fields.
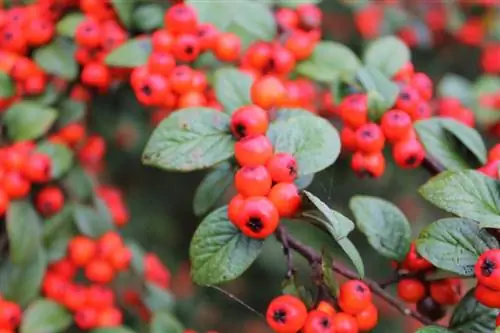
[{"xmin": 276, "ymin": 226, "xmax": 437, "ymax": 327}]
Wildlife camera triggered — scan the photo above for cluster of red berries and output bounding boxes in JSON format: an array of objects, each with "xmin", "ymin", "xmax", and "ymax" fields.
[
  {"xmin": 97, "ymin": 186, "xmax": 130, "ymax": 227},
  {"xmin": 395, "ymin": 244, "xmax": 462, "ymax": 321},
  {"xmin": 266, "ymin": 280, "xmax": 377, "ymax": 333},
  {"xmin": 474, "ymin": 249, "xmax": 500, "ymax": 323},
  {"xmin": 42, "ymin": 232, "xmax": 131, "ymax": 329},
  {"xmin": 226, "ymin": 104, "xmax": 301, "ymax": 239},
  {"xmin": 338, "ymin": 63, "xmax": 432, "ymax": 177},
  {"xmin": 0, "ymin": 296, "xmax": 21, "ymax": 333}
]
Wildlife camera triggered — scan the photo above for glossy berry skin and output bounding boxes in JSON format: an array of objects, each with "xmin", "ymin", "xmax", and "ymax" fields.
[
  {"xmin": 237, "ymin": 197, "xmax": 279, "ymax": 239},
  {"xmin": 395, "ymin": 86, "xmax": 420, "ymax": 114},
  {"xmin": 338, "ymin": 280, "xmax": 372, "ymax": 315},
  {"xmin": 234, "ymin": 135, "xmax": 273, "ymax": 167},
  {"xmin": 173, "ymin": 34, "xmax": 201, "ymax": 62},
  {"xmin": 4, "ymin": 172, "xmax": 31, "ymax": 199},
  {"xmin": 341, "ymin": 127, "xmax": 357, "ymax": 152},
  {"xmin": 351, "ymin": 152, "xmax": 385, "ymax": 179},
  {"xmin": 251, "ymin": 75, "xmax": 286, "ymax": 110},
  {"xmin": 355, "ymin": 123, "xmax": 385, "ymax": 153},
  {"xmin": 380, "ymin": 110, "xmax": 412, "ymax": 143},
  {"xmin": 235, "ymin": 165, "xmax": 272, "ymax": 197},
  {"xmin": 392, "ymin": 139, "xmax": 425, "ymax": 169},
  {"xmin": 85, "ymin": 259, "xmax": 114, "ymax": 284},
  {"xmin": 397, "ymin": 279, "xmax": 426, "ymax": 303},
  {"xmin": 317, "ymin": 301, "xmax": 336, "ymax": 317},
  {"xmin": 68, "ymin": 236, "xmax": 96, "ymax": 267},
  {"xmin": 266, "ymin": 153, "xmax": 298, "ymax": 183},
  {"xmin": 214, "ymin": 33, "xmax": 241, "ymax": 62},
  {"xmin": 228, "ymin": 194, "xmax": 245, "ymax": 225},
  {"xmin": 475, "ymin": 284, "xmax": 500, "ymax": 308},
  {"xmin": 302, "ymin": 310, "xmax": 335, "ymax": 333},
  {"xmin": 411, "ymin": 72, "xmax": 433, "ymax": 101},
  {"xmin": 356, "ymin": 304, "xmax": 378, "ymax": 332},
  {"xmin": 475, "ymin": 249, "xmax": 500, "ymax": 291},
  {"xmin": 164, "ymin": 4, "xmax": 198, "ymax": 35},
  {"xmin": 266, "ymin": 295, "xmax": 308, "ymax": 333},
  {"xmin": 268, "ymin": 183, "xmax": 301, "ymax": 217},
  {"xmin": 430, "ymin": 278, "xmax": 462, "ymax": 305},
  {"xmin": 230, "ymin": 105, "xmax": 269, "ymax": 139},
  {"xmin": 36, "ymin": 186, "xmax": 65, "ymax": 217},
  {"xmin": 0, "ymin": 301, "xmax": 21, "ymax": 330},
  {"xmin": 332, "ymin": 313, "xmax": 359, "ymax": 333},
  {"xmin": 74, "ymin": 308, "xmax": 98, "ymax": 330},
  {"xmin": 340, "ymin": 94, "xmax": 368, "ymax": 129},
  {"xmin": 23, "ymin": 153, "xmax": 51, "ymax": 183},
  {"xmin": 403, "ymin": 243, "xmax": 433, "ymax": 272}
]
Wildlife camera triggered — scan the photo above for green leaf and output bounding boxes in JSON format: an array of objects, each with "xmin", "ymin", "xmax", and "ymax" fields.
[
  {"xmin": 416, "ymin": 218, "xmax": 498, "ymax": 276},
  {"xmin": 296, "ymin": 42, "xmax": 361, "ymax": 83},
  {"xmin": 33, "ymin": 38, "xmax": 78, "ymax": 80},
  {"xmin": 337, "ymin": 237, "xmax": 365, "ymax": 278},
  {"xmin": 56, "ymin": 99, "xmax": 86, "ymax": 128},
  {"xmin": 321, "ymin": 250, "xmax": 338, "ymax": 296},
  {"xmin": 214, "ymin": 68, "xmax": 253, "ymax": 114},
  {"xmin": 111, "ymin": 0, "xmax": 135, "ymax": 28},
  {"xmin": 225, "ymin": 2, "xmax": 276, "ymax": 47},
  {"xmin": 415, "ymin": 118, "xmax": 487, "ymax": 170},
  {"xmin": 150, "ymin": 311, "xmax": 184, "ymax": 333},
  {"xmin": 187, "ymin": 1, "xmax": 233, "ymax": 30},
  {"xmin": 142, "ymin": 108, "xmax": 234, "ymax": 172},
  {"xmin": 274, "ymin": 108, "xmax": 317, "ymax": 122},
  {"xmin": 189, "ymin": 206, "xmax": 264, "ymax": 285},
  {"xmin": 143, "ymin": 283, "xmax": 175, "ymax": 312},
  {"xmin": 127, "ymin": 241, "xmax": 146, "ymax": 276},
  {"xmin": 363, "ymin": 35, "xmax": 410, "ymax": 77},
  {"xmin": 268, "ymin": 113, "xmax": 341, "ymax": 176},
  {"xmin": 91, "ymin": 327, "xmax": 135, "ymax": 333},
  {"xmin": 450, "ymin": 290, "xmax": 499, "ymax": 333},
  {"xmin": 20, "ymin": 299, "xmax": 72, "ymax": 333},
  {"xmin": 193, "ymin": 162, "xmax": 234, "ymax": 216},
  {"xmin": 56, "ymin": 13, "xmax": 85, "ymax": 37},
  {"xmin": 277, "ymin": 0, "xmax": 321, "ymax": 7},
  {"xmin": 416, "ymin": 327, "xmax": 453, "ymax": 333},
  {"xmin": 295, "ymin": 173, "xmax": 314, "ymax": 190},
  {"xmin": 7, "ymin": 201, "xmax": 42, "ymax": 264},
  {"xmin": 36, "ymin": 141, "xmax": 74, "ymax": 180},
  {"xmin": 27, "ymin": 82, "xmax": 61, "ymax": 106},
  {"xmin": 4, "ymin": 101, "xmax": 57, "ymax": 141},
  {"xmin": 349, "ymin": 196, "xmax": 411, "ymax": 261},
  {"xmin": 43, "ymin": 205, "xmax": 74, "ymax": 242},
  {"xmin": 473, "ymin": 75, "xmax": 500, "ymax": 126},
  {"xmin": 0, "ymin": 71, "xmax": 15, "ymax": 98},
  {"xmin": 356, "ymin": 66, "xmax": 399, "ymax": 119},
  {"xmin": 438, "ymin": 74, "xmax": 474, "ymax": 106},
  {"xmin": 419, "ymin": 170, "xmax": 500, "ymax": 229},
  {"xmin": 0, "ymin": 250, "xmax": 47, "ymax": 307},
  {"xmin": 133, "ymin": 4, "xmax": 163, "ymax": 32},
  {"xmin": 63, "ymin": 166, "xmax": 95, "ymax": 201},
  {"xmin": 105, "ymin": 37, "xmax": 152, "ymax": 67},
  {"xmin": 73, "ymin": 203, "xmax": 114, "ymax": 238}
]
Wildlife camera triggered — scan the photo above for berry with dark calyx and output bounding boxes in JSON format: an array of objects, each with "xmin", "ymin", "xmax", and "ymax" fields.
[
  {"xmin": 355, "ymin": 123, "xmax": 385, "ymax": 153},
  {"xmin": 230, "ymin": 105, "xmax": 269, "ymax": 139},
  {"xmin": 356, "ymin": 304, "xmax": 378, "ymax": 332},
  {"xmin": 237, "ymin": 197, "xmax": 279, "ymax": 239},
  {"xmin": 234, "ymin": 135, "xmax": 274, "ymax": 167},
  {"xmin": 268, "ymin": 182, "xmax": 301, "ymax": 217},
  {"xmin": 173, "ymin": 34, "xmax": 201, "ymax": 62},
  {"xmin": 266, "ymin": 153, "xmax": 298, "ymax": 183},
  {"xmin": 235, "ymin": 165, "xmax": 272, "ymax": 197},
  {"xmin": 332, "ymin": 312, "xmax": 359, "ymax": 333},
  {"xmin": 392, "ymin": 139, "xmax": 425, "ymax": 169},
  {"xmin": 351, "ymin": 152, "xmax": 385, "ymax": 179},
  {"xmin": 416, "ymin": 297, "xmax": 446, "ymax": 322},
  {"xmin": 475, "ymin": 249, "xmax": 500, "ymax": 291},
  {"xmin": 429, "ymin": 278, "xmax": 462, "ymax": 305},
  {"xmin": 338, "ymin": 280, "xmax": 372, "ymax": 315},
  {"xmin": 266, "ymin": 295, "xmax": 308, "ymax": 333},
  {"xmin": 380, "ymin": 109, "xmax": 412, "ymax": 143},
  {"xmin": 397, "ymin": 279, "xmax": 426, "ymax": 303},
  {"xmin": 395, "ymin": 85, "xmax": 420, "ymax": 115},
  {"xmin": 302, "ymin": 310, "xmax": 335, "ymax": 333},
  {"xmin": 36, "ymin": 186, "xmax": 65, "ymax": 217}
]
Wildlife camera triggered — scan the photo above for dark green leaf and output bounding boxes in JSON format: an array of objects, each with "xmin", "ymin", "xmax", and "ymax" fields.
[
  {"xmin": 127, "ymin": 241, "xmax": 146, "ymax": 276},
  {"xmin": 63, "ymin": 166, "xmax": 95, "ymax": 201},
  {"xmin": 56, "ymin": 99, "xmax": 86, "ymax": 128},
  {"xmin": 214, "ymin": 68, "xmax": 253, "ymax": 114},
  {"xmin": 56, "ymin": 13, "xmax": 85, "ymax": 37},
  {"xmin": 321, "ymin": 250, "xmax": 338, "ymax": 296},
  {"xmin": 150, "ymin": 312, "xmax": 184, "ymax": 333},
  {"xmin": 105, "ymin": 38, "xmax": 152, "ymax": 67},
  {"xmin": 142, "ymin": 108, "xmax": 234, "ymax": 172},
  {"xmin": 193, "ymin": 162, "xmax": 234, "ymax": 216},
  {"xmin": 91, "ymin": 327, "xmax": 135, "ymax": 333},
  {"xmin": 438, "ymin": 74, "xmax": 474, "ymax": 106},
  {"xmin": 73, "ymin": 203, "xmax": 114, "ymax": 238},
  {"xmin": 43, "ymin": 206, "xmax": 74, "ymax": 242},
  {"xmin": 7, "ymin": 201, "xmax": 42, "ymax": 264},
  {"xmin": 416, "ymin": 218, "xmax": 498, "ymax": 276},
  {"xmin": 296, "ymin": 42, "xmax": 361, "ymax": 83},
  {"xmin": 133, "ymin": 4, "xmax": 163, "ymax": 32},
  {"xmin": 143, "ymin": 283, "xmax": 175, "ymax": 312},
  {"xmin": 268, "ymin": 113, "xmax": 341, "ymax": 176},
  {"xmin": 36, "ymin": 141, "xmax": 74, "ymax": 179},
  {"xmin": 349, "ymin": 196, "xmax": 411, "ymax": 261},
  {"xmin": 27, "ymin": 82, "xmax": 61, "ymax": 106},
  {"xmin": 225, "ymin": 2, "xmax": 276, "ymax": 47},
  {"xmin": 111, "ymin": 0, "xmax": 135, "ymax": 28},
  {"xmin": 20, "ymin": 299, "xmax": 72, "ymax": 333},
  {"xmin": 419, "ymin": 170, "xmax": 500, "ymax": 229},
  {"xmin": 450, "ymin": 290, "xmax": 499, "ymax": 333},
  {"xmin": 363, "ymin": 35, "xmax": 410, "ymax": 77},
  {"xmin": 189, "ymin": 206, "xmax": 264, "ymax": 285},
  {"xmin": 415, "ymin": 118, "xmax": 487, "ymax": 170},
  {"xmin": 0, "ymin": 71, "xmax": 15, "ymax": 98},
  {"xmin": 416, "ymin": 327, "xmax": 453, "ymax": 333},
  {"xmin": 33, "ymin": 38, "xmax": 78, "ymax": 80},
  {"xmin": 356, "ymin": 66, "xmax": 399, "ymax": 119},
  {"xmin": 4, "ymin": 101, "xmax": 57, "ymax": 141}
]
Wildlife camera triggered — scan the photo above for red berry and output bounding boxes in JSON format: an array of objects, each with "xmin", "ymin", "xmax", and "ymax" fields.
[
  {"xmin": 97, "ymin": 307, "xmax": 123, "ymax": 327},
  {"xmin": 173, "ymin": 34, "xmax": 201, "ymax": 62},
  {"xmin": 251, "ymin": 75, "xmax": 287, "ymax": 110},
  {"xmin": 332, "ymin": 313, "xmax": 359, "ymax": 333},
  {"xmin": 236, "ymin": 197, "xmax": 279, "ymax": 239},
  {"xmin": 266, "ymin": 295, "xmax": 308, "ymax": 333},
  {"xmin": 0, "ymin": 189, "xmax": 10, "ymax": 216},
  {"xmin": 152, "ymin": 29, "xmax": 174, "ymax": 52},
  {"xmin": 63, "ymin": 284, "xmax": 87, "ymax": 312},
  {"xmin": 68, "ymin": 236, "xmax": 96, "ymax": 267},
  {"xmin": 234, "ymin": 135, "xmax": 273, "ymax": 167},
  {"xmin": 48, "ymin": 259, "xmax": 76, "ymax": 280},
  {"xmin": 430, "ymin": 278, "xmax": 462, "ymax": 305},
  {"xmin": 235, "ymin": 165, "xmax": 272, "ymax": 197},
  {"xmin": 86, "ymin": 285, "xmax": 115, "ymax": 310},
  {"xmin": 81, "ymin": 62, "xmax": 111, "ymax": 89},
  {"xmin": 340, "ymin": 94, "xmax": 368, "ymax": 129},
  {"xmin": 148, "ymin": 52, "xmax": 176, "ymax": 76},
  {"xmin": 475, "ymin": 249, "xmax": 500, "ymax": 291},
  {"xmin": 488, "ymin": 144, "xmax": 500, "ymax": 162},
  {"xmin": 228, "ymin": 194, "xmax": 245, "ymax": 225},
  {"xmin": 268, "ymin": 183, "xmax": 301, "ymax": 218},
  {"xmin": 392, "ymin": 139, "xmax": 425, "ymax": 169},
  {"xmin": 75, "ymin": 18, "xmax": 101, "ymax": 47},
  {"xmin": 164, "ymin": 4, "xmax": 198, "ymax": 35},
  {"xmin": 42, "ymin": 273, "xmax": 68, "ymax": 302},
  {"xmin": 411, "ymin": 72, "xmax": 433, "ymax": 101},
  {"xmin": 395, "ymin": 86, "xmax": 420, "ymax": 114},
  {"xmin": 74, "ymin": 308, "xmax": 98, "ymax": 330},
  {"xmin": 351, "ymin": 152, "xmax": 385, "ymax": 178},
  {"xmin": 246, "ymin": 42, "xmax": 272, "ymax": 70},
  {"xmin": 266, "ymin": 153, "xmax": 298, "ymax": 183},
  {"xmin": 356, "ymin": 304, "xmax": 378, "ymax": 331},
  {"xmin": 380, "ymin": 109, "xmax": 412, "ymax": 143},
  {"xmin": 403, "ymin": 243, "xmax": 433, "ymax": 272},
  {"xmin": 338, "ymin": 280, "xmax": 372, "ymax": 315},
  {"xmin": 397, "ymin": 279, "xmax": 426, "ymax": 303},
  {"xmin": 85, "ymin": 259, "xmax": 114, "ymax": 284},
  {"xmin": 474, "ymin": 284, "xmax": 500, "ymax": 308},
  {"xmin": 36, "ymin": 186, "xmax": 65, "ymax": 217},
  {"xmin": 97, "ymin": 232, "xmax": 124, "ymax": 260},
  {"xmin": 316, "ymin": 301, "xmax": 336, "ymax": 317},
  {"xmin": 340, "ymin": 127, "xmax": 357, "ymax": 152},
  {"xmin": 109, "ymin": 247, "xmax": 132, "ymax": 271},
  {"xmin": 284, "ymin": 30, "xmax": 315, "ymax": 61},
  {"xmin": 302, "ymin": 310, "xmax": 335, "ymax": 333},
  {"xmin": 0, "ymin": 301, "xmax": 21, "ymax": 330},
  {"xmin": 230, "ymin": 105, "xmax": 269, "ymax": 139},
  {"xmin": 355, "ymin": 123, "xmax": 385, "ymax": 153},
  {"xmin": 214, "ymin": 33, "xmax": 241, "ymax": 62},
  {"xmin": 22, "ymin": 152, "xmax": 51, "ymax": 183},
  {"xmin": 3, "ymin": 172, "xmax": 30, "ymax": 199},
  {"xmin": 197, "ymin": 23, "xmax": 219, "ymax": 51}
]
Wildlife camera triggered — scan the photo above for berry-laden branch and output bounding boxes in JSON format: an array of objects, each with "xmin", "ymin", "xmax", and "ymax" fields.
[{"xmin": 276, "ymin": 225, "xmax": 438, "ymax": 327}]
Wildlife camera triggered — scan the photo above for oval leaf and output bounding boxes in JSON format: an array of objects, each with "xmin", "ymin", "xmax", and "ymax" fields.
[
  {"xmin": 417, "ymin": 327, "xmax": 453, "ymax": 333},
  {"xmin": 189, "ymin": 206, "xmax": 264, "ymax": 285},
  {"xmin": 350, "ymin": 196, "xmax": 411, "ymax": 261},
  {"xmin": 133, "ymin": 4, "xmax": 163, "ymax": 32},
  {"xmin": 450, "ymin": 290, "xmax": 499, "ymax": 333},
  {"xmin": 226, "ymin": 2, "xmax": 276, "ymax": 47},
  {"xmin": 91, "ymin": 327, "xmax": 135, "ymax": 333},
  {"xmin": 356, "ymin": 66, "xmax": 399, "ymax": 119},
  {"xmin": 419, "ymin": 170, "xmax": 500, "ymax": 229},
  {"xmin": 415, "ymin": 118, "xmax": 487, "ymax": 170},
  {"xmin": 268, "ymin": 113, "xmax": 341, "ymax": 176},
  {"xmin": 0, "ymin": 71, "xmax": 15, "ymax": 98},
  {"xmin": 363, "ymin": 35, "xmax": 410, "ymax": 77},
  {"xmin": 150, "ymin": 311, "xmax": 184, "ymax": 333},
  {"xmin": 33, "ymin": 38, "xmax": 78, "ymax": 80},
  {"xmin": 4, "ymin": 102, "xmax": 57, "ymax": 141},
  {"xmin": 73, "ymin": 203, "xmax": 114, "ymax": 238},
  {"xmin": 214, "ymin": 68, "xmax": 253, "ymax": 114},
  {"xmin": 105, "ymin": 38, "xmax": 152, "ymax": 67},
  {"xmin": 193, "ymin": 162, "xmax": 234, "ymax": 216},
  {"xmin": 36, "ymin": 141, "xmax": 74, "ymax": 180},
  {"xmin": 111, "ymin": 0, "xmax": 134, "ymax": 28},
  {"xmin": 56, "ymin": 13, "xmax": 85, "ymax": 37},
  {"xmin": 21, "ymin": 299, "xmax": 72, "ymax": 333},
  {"xmin": 142, "ymin": 108, "xmax": 234, "ymax": 172},
  {"xmin": 7, "ymin": 201, "xmax": 42, "ymax": 264},
  {"xmin": 416, "ymin": 218, "xmax": 498, "ymax": 276}
]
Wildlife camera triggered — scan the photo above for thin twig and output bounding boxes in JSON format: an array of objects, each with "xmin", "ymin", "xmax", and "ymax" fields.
[
  {"xmin": 275, "ymin": 225, "xmax": 295, "ymax": 279},
  {"xmin": 208, "ymin": 285, "xmax": 265, "ymax": 319}
]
